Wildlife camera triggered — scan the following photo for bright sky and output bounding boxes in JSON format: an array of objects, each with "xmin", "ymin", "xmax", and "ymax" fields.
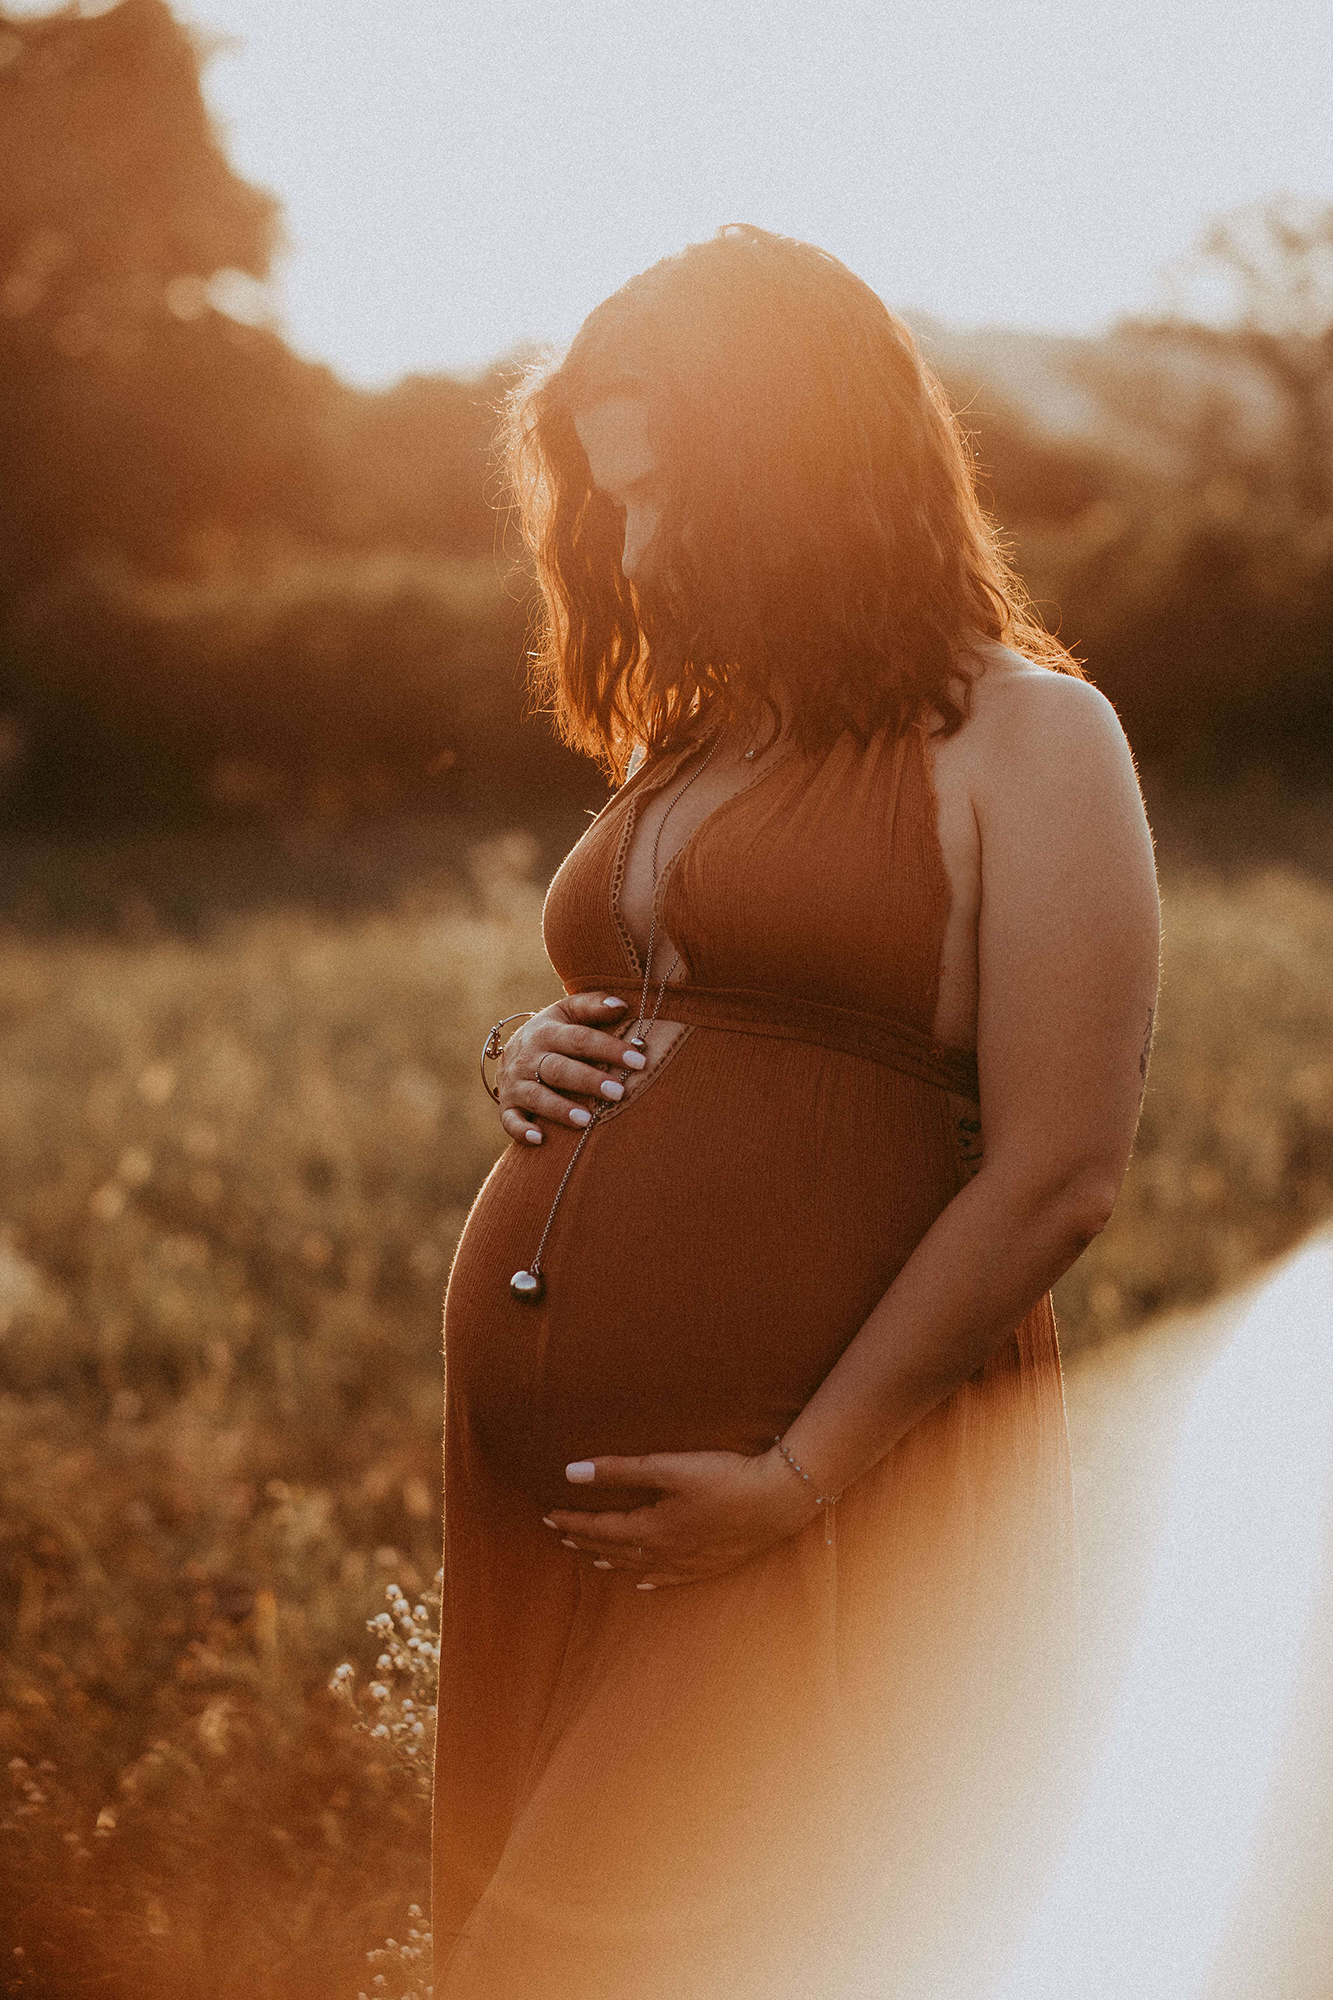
[{"xmin": 19, "ymin": 0, "xmax": 1333, "ymax": 386}]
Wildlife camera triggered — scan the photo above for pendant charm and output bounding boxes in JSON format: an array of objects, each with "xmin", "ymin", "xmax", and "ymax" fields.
[{"xmin": 510, "ymin": 1268, "xmax": 545, "ymax": 1303}]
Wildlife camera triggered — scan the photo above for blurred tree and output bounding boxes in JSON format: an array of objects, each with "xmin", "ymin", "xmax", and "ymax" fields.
[
  {"xmin": 0, "ymin": 0, "xmax": 292, "ymax": 583},
  {"xmin": 0, "ymin": 0, "xmax": 568, "ymax": 824},
  {"xmin": 0, "ymin": 0, "xmax": 508, "ymax": 589},
  {"xmin": 0, "ymin": 1, "xmax": 277, "ymax": 300},
  {"xmin": 947, "ymin": 201, "xmax": 1333, "ymax": 767},
  {"xmin": 1162, "ymin": 196, "xmax": 1333, "ymax": 513},
  {"xmin": 1167, "ymin": 196, "xmax": 1333, "ymax": 344}
]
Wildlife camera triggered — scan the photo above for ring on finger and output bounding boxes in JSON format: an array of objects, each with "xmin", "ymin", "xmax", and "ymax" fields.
[{"xmin": 535, "ymin": 1051, "xmax": 555, "ymax": 1087}]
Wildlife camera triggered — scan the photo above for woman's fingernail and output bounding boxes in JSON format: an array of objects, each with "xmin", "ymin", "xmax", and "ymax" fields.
[
  {"xmin": 621, "ymin": 1049, "xmax": 647, "ymax": 1070},
  {"xmin": 602, "ymin": 997, "xmax": 626, "ymax": 1009},
  {"xmin": 525, "ymin": 1128, "xmax": 543, "ymax": 1145},
  {"xmin": 560, "ymin": 1537, "xmax": 579, "ymax": 1549},
  {"xmin": 636, "ymin": 1580, "xmax": 656, "ymax": 1591},
  {"xmin": 565, "ymin": 1460, "xmax": 596, "ymax": 1483},
  {"xmin": 592, "ymin": 1558, "xmax": 612, "ymax": 1569},
  {"xmin": 600, "ymin": 1079, "xmax": 624, "ymax": 1100},
  {"xmin": 541, "ymin": 1516, "xmax": 558, "ymax": 1528},
  {"xmin": 570, "ymin": 1107, "xmax": 592, "ymax": 1127}
]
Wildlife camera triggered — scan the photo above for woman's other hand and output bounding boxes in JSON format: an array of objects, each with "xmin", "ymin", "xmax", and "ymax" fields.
[
  {"xmin": 497, "ymin": 993, "xmax": 647, "ymax": 1146},
  {"xmin": 541, "ymin": 1448, "xmax": 823, "ymax": 1587}
]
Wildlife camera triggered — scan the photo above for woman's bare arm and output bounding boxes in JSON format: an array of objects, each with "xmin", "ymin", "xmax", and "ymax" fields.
[{"xmin": 778, "ymin": 671, "xmax": 1160, "ymax": 1495}]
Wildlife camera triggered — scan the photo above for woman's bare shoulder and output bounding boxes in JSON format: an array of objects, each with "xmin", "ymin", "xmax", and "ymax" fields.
[
  {"xmin": 954, "ymin": 644, "xmax": 1139, "ymax": 807},
  {"xmin": 965, "ymin": 640, "xmax": 1119, "ymax": 725}
]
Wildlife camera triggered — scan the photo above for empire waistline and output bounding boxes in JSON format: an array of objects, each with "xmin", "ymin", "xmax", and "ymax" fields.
[{"xmin": 562, "ymin": 974, "xmax": 980, "ymax": 1105}]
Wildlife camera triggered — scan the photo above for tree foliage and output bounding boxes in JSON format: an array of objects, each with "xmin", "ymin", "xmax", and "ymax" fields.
[
  {"xmin": 0, "ymin": 1, "xmax": 573, "ymax": 822},
  {"xmin": 0, "ymin": 9, "xmax": 1329, "ymax": 824}
]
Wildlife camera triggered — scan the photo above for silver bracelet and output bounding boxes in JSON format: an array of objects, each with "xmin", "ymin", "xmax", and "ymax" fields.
[
  {"xmin": 772, "ymin": 1436, "xmax": 842, "ymax": 1546},
  {"xmin": 480, "ymin": 1011, "xmax": 535, "ymax": 1104}
]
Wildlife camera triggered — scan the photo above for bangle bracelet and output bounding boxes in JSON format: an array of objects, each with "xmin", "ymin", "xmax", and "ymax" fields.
[
  {"xmin": 480, "ymin": 1011, "xmax": 536, "ymax": 1104},
  {"xmin": 772, "ymin": 1436, "xmax": 842, "ymax": 1546}
]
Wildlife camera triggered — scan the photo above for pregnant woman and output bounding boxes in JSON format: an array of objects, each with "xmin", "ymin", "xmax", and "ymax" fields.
[{"xmin": 433, "ymin": 227, "xmax": 1160, "ymax": 1999}]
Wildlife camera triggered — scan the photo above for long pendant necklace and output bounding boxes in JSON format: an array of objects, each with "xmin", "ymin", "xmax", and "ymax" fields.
[{"xmin": 509, "ymin": 735, "xmax": 722, "ymax": 1302}]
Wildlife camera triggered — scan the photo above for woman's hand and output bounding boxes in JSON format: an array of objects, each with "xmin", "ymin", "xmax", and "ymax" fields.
[
  {"xmin": 497, "ymin": 992, "xmax": 647, "ymax": 1146},
  {"xmin": 542, "ymin": 1448, "xmax": 823, "ymax": 1588}
]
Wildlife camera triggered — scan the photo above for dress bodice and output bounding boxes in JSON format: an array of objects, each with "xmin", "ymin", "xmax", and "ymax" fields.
[{"xmin": 542, "ymin": 723, "xmax": 952, "ymax": 1038}]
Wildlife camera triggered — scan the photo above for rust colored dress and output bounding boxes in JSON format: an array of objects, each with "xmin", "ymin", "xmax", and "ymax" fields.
[{"xmin": 433, "ymin": 724, "xmax": 1078, "ymax": 2000}]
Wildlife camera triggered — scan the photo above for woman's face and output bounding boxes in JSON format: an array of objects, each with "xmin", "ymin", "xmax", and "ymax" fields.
[{"xmin": 573, "ymin": 397, "xmax": 663, "ymax": 587}]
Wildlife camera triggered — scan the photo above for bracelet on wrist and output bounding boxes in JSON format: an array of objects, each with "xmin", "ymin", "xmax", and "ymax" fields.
[
  {"xmin": 772, "ymin": 1435, "xmax": 842, "ymax": 1547},
  {"xmin": 480, "ymin": 1011, "xmax": 536, "ymax": 1104}
]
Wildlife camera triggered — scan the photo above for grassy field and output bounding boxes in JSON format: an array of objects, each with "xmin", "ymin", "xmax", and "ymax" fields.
[{"xmin": 0, "ymin": 788, "xmax": 1331, "ymax": 1998}]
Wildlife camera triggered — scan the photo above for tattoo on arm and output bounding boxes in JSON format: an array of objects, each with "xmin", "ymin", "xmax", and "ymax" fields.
[{"xmin": 1138, "ymin": 1006, "xmax": 1155, "ymax": 1097}]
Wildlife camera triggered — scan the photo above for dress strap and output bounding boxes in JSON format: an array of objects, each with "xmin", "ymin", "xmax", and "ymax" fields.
[{"xmin": 563, "ymin": 975, "xmax": 980, "ymax": 1104}]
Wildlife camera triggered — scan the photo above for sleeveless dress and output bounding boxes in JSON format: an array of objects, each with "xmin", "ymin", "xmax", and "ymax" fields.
[{"xmin": 433, "ymin": 723, "xmax": 1079, "ymax": 2000}]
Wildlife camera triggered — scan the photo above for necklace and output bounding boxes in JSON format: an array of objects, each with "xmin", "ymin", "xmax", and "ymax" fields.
[{"xmin": 509, "ymin": 734, "xmax": 722, "ymax": 1302}]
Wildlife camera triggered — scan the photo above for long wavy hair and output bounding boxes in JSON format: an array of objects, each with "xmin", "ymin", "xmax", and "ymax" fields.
[{"xmin": 502, "ymin": 224, "xmax": 1081, "ymax": 781}]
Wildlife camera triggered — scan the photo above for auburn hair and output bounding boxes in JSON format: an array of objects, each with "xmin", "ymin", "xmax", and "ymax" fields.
[{"xmin": 502, "ymin": 224, "xmax": 1081, "ymax": 781}]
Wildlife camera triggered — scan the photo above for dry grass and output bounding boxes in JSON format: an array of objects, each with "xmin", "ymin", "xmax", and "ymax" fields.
[
  {"xmin": 0, "ymin": 814, "xmax": 1330, "ymax": 1997},
  {"xmin": 0, "ymin": 833, "xmax": 558, "ymax": 1999},
  {"xmin": 1054, "ymin": 859, "xmax": 1333, "ymax": 1344}
]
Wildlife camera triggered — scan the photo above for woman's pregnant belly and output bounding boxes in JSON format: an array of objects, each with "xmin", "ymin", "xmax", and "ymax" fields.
[{"xmin": 443, "ymin": 1027, "xmax": 960, "ymax": 1514}]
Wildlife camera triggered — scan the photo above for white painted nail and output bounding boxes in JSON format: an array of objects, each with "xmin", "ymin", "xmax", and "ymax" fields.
[
  {"xmin": 565, "ymin": 1460, "xmax": 596, "ymax": 1483},
  {"xmin": 541, "ymin": 1516, "xmax": 558, "ymax": 1528},
  {"xmin": 621, "ymin": 1049, "xmax": 647, "ymax": 1069},
  {"xmin": 602, "ymin": 997, "xmax": 626, "ymax": 1008},
  {"xmin": 600, "ymin": 1079, "xmax": 624, "ymax": 1100},
  {"xmin": 569, "ymin": 1107, "xmax": 592, "ymax": 1127},
  {"xmin": 560, "ymin": 1537, "xmax": 579, "ymax": 1549},
  {"xmin": 525, "ymin": 1128, "xmax": 542, "ymax": 1145},
  {"xmin": 636, "ymin": 1580, "xmax": 656, "ymax": 1591},
  {"xmin": 593, "ymin": 1559, "xmax": 612, "ymax": 1570}
]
